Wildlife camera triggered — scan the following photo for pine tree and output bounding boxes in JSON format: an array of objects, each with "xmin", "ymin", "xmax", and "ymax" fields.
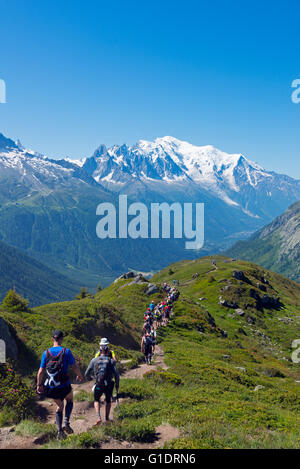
[
  {"xmin": 2, "ymin": 289, "xmax": 29, "ymax": 312},
  {"xmin": 76, "ymin": 287, "xmax": 89, "ymax": 300}
]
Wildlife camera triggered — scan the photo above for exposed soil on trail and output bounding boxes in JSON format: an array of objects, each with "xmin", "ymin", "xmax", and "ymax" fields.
[
  {"xmin": 0, "ymin": 343, "xmax": 179, "ymax": 449},
  {"xmin": 179, "ymin": 264, "xmax": 218, "ymax": 286}
]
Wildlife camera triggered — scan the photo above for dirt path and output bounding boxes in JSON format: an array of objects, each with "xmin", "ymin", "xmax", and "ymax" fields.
[
  {"xmin": 179, "ymin": 265, "xmax": 218, "ymax": 287},
  {"xmin": 0, "ymin": 344, "xmax": 179, "ymax": 449},
  {"xmin": 0, "ymin": 286, "xmax": 181, "ymax": 450}
]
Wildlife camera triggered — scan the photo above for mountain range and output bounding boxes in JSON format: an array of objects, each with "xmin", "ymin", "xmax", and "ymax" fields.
[
  {"xmin": 0, "ymin": 240, "xmax": 80, "ymax": 306},
  {"xmin": 0, "ymin": 132, "xmax": 299, "ymax": 289},
  {"xmin": 226, "ymin": 200, "xmax": 300, "ymax": 282}
]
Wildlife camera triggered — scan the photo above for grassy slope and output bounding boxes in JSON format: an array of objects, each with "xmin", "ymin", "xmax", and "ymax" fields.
[
  {"xmin": 0, "ymin": 278, "xmax": 162, "ymax": 375},
  {"xmin": 1, "ymin": 256, "xmax": 300, "ymax": 448},
  {"xmin": 148, "ymin": 255, "xmax": 300, "ymax": 448}
]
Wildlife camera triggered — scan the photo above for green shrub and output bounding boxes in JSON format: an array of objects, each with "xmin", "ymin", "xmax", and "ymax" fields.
[
  {"xmin": 143, "ymin": 370, "xmax": 184, "ymax": 386},
  {"xmin": 117, "ymin": 401, "xmax": 160, "ymax": 420},
  {"xmin": 119, "ymin": 379, "xmax": 154, "ymax": 400},
  {"xmin": 0, "ymin": 408, "xmax": 19, "ymax": 427},
  {"xmin": 15, "ymin": 420, "xmax": 56, "ymax": 438},
  {"xmin": 74, "ymin": 390, "xmax": 94, "ymax": 402},
  {"xmin": 0, "ymin": 363, "xmax": 36, "ymax": 425},
  {"xmin": 104, "ymin": 418, "xmax": 156, "ymax": 442},
  {"xmin": 262, "ymin": 368, "xmax": 286, "ymax": 378},
  {"xmin": 62, "ymin": 432, "xmax": 101, "ymax": 448}
]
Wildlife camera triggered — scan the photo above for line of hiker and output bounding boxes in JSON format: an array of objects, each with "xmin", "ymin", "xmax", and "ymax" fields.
[
  {"xmin": 37, "ymin": 332, "xmax": 119, "ymax": 438},
  {"xmin": 36, "ymin": 282, "xmax": 180, "ymax": 439},
  {"xmin": 141, "ymin": 283, "xmax": 180, "ymax": 365}
]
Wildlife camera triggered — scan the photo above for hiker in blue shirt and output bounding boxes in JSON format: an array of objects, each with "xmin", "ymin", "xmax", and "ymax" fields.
[{"xmin": 37, "ymin": 330, "xmax": 83, "ymax": 439}]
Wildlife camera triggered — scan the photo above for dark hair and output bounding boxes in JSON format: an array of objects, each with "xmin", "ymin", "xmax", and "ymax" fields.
[{"xmin": 52, "ymin": 330, "xmax": 64, "ymax": 340}]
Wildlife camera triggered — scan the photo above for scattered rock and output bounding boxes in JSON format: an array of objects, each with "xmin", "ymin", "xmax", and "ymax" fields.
[
  {"xmin": 260, "ymin": 295, "xmax": 282, "ymax": 309},
  {"xmin": 246, "ymin": 315, "xmax": 256, "ymax": 325},
  {"xmin": 222, "ymin": 355, "xmax": 230, "ymax": 359},
  {"xmin": 238, "ymin": 327, "xmax": 247, "ymax": 336},
  {"xmin": 235, "ymin": 308, "xmax": 245, "ymax": 317},
  {"xmin": 254, "ymin": 385, "xmax": 265, "ymax": 391},
  {"xmin": 257, "ymin": 283, "xmax": 267, "ymax": 292},
  {"xmin": 233, "ymin": 271, "xmax": 251, "ymax": 284},
  {"xmin": 219, "ymin": 297, "xmax": 238, "ymax": 309},
  {"xmin": 122, "ymin": 271, "xmax": 135, "ymax": 279},
  {"xmin": 206, "ymin": 312, "xmax": 217, "ymax": 327},
  {"xmin": 236, "ymin": 366, "xmax": 247, "ymax": 373},
  {"xmin": 199, "ymin": 297, "xmax": 207, "ymax": 301},
  {"xmin": 145, "ymin": 284, "xmax": 159, "ymax": 295}
]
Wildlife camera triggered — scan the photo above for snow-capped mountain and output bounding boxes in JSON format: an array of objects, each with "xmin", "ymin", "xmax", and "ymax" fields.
[
  {"xmin": 0, "ymin": 133, "xmax": 98, "ymax": 196},
  {"xmin": 81, "ymin": 136, "xmax": 300, "ymax": 221},
  {"xmin": 84, "ymin": 136, "xmax": 260, "ymax": 188},
  {"xmin": 0, "ymin": 131, "xmax": 300, "ymax": 289}
]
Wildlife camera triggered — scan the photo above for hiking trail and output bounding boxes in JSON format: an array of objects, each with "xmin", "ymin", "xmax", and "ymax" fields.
[
  {"xmin": 0, "ymin": 282, "xmax": 181, "ymax": 449},
  {"xmin": 0, "ymin": 344, "xmax": 179, "ymax": 449}
]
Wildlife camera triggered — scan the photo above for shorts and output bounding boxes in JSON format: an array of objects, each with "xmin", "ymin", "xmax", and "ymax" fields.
[
  {"xmin": 94, "ymin": 382, "xmax": 114, "ymax": 403},
  {"xmin": 45, "ymin": 384, "xmax": 72, "ymax": 401},
  {"xmin": 144, "ymin": 346, "xmax": 152, "ymax": 356}
]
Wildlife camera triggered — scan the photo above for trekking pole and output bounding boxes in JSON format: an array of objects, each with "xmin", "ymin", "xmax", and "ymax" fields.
[{"xmin": 116, "ymin": 391, "xmax": 120, "ymax": 417}]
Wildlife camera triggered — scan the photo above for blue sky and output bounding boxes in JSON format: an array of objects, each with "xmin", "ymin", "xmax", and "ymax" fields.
[{"xmin": 1, "ymin": 0, "xmax": 300, "ymax": 177}]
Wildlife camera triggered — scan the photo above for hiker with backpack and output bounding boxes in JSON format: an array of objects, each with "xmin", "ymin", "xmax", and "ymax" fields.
[
  {"xmin": 143, "ymin": 320, "xmax": 151, "ymax": 335},
  {"xmin": 36, "ymin": 330, "xmax": 83, "ymax": 439},
  {"xmin": 150, "ymin": 328, "xmax": 157, "ymax": 353},
  {"xmin": 85, "ymin": 342, "xmax": 119, "ymax": 425},
  {"xmin": 95, "ymin": 338, "xmax": 118, "ymax": 363},
  {"xmin": 141, "ymin": 332, "xmax": 153, "ymax": 365}
]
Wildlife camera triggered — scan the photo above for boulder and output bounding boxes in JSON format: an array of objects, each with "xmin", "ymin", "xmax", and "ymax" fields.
[
  {"xmin": 254, "ymin": 385, "xmax": 265, "ymax": 392},
  {"xmin": 261, "ymin": 295, "xmax": 281, "ymax": 309},
  {"xmin": 145, "ymin": 284, "xmax": 159, "ymax": 296},
  {"xmin": 206, "ymin": 312, "xmax": 216, "ymax": 327},
  {"xmin": 235, "ymin": 308, "xmax": 245, "ymax": 317},
  {"xmin": 0, "ymin": 317, "xmax": 18, "ymax": 360},
  {"xmin": 233, "ymin": 271, "xmax": 250, "ymax": 283},
  {"xmin": 121, "ymin": 271, "xmax": 135, "ymax": 279},
  {"xmin": 219, "ymin": 298, "xmax": 238, "ymax": 309}
]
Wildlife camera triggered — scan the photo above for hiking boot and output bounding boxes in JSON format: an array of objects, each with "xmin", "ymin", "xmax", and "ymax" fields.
[
  {"xmin": 63, "ymin": 423, "xmax": 74, "ymax": 435},
  {"xmin": 93, "ymin": 420, "xmax": 102, "ymax": 427},
  {"xmin": 57, "ymin": 430, "xmax": 66, "ymax": 440}
]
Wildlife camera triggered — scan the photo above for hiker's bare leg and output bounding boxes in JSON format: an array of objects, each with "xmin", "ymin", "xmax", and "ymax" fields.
[
  {"xmin": 94, "ymin": 401, "xmax": 101, "ymax": 423},
  {"xmin": 53, "ymin": 399, "xmax": 64, "ymax": 433},
  {"xmin": 54, "ymin": 398, "xmax": 64, "ymax": 412},
  {"xmin": 65, "ymin": 390, "xmax": 73, "ymax": 402}
]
